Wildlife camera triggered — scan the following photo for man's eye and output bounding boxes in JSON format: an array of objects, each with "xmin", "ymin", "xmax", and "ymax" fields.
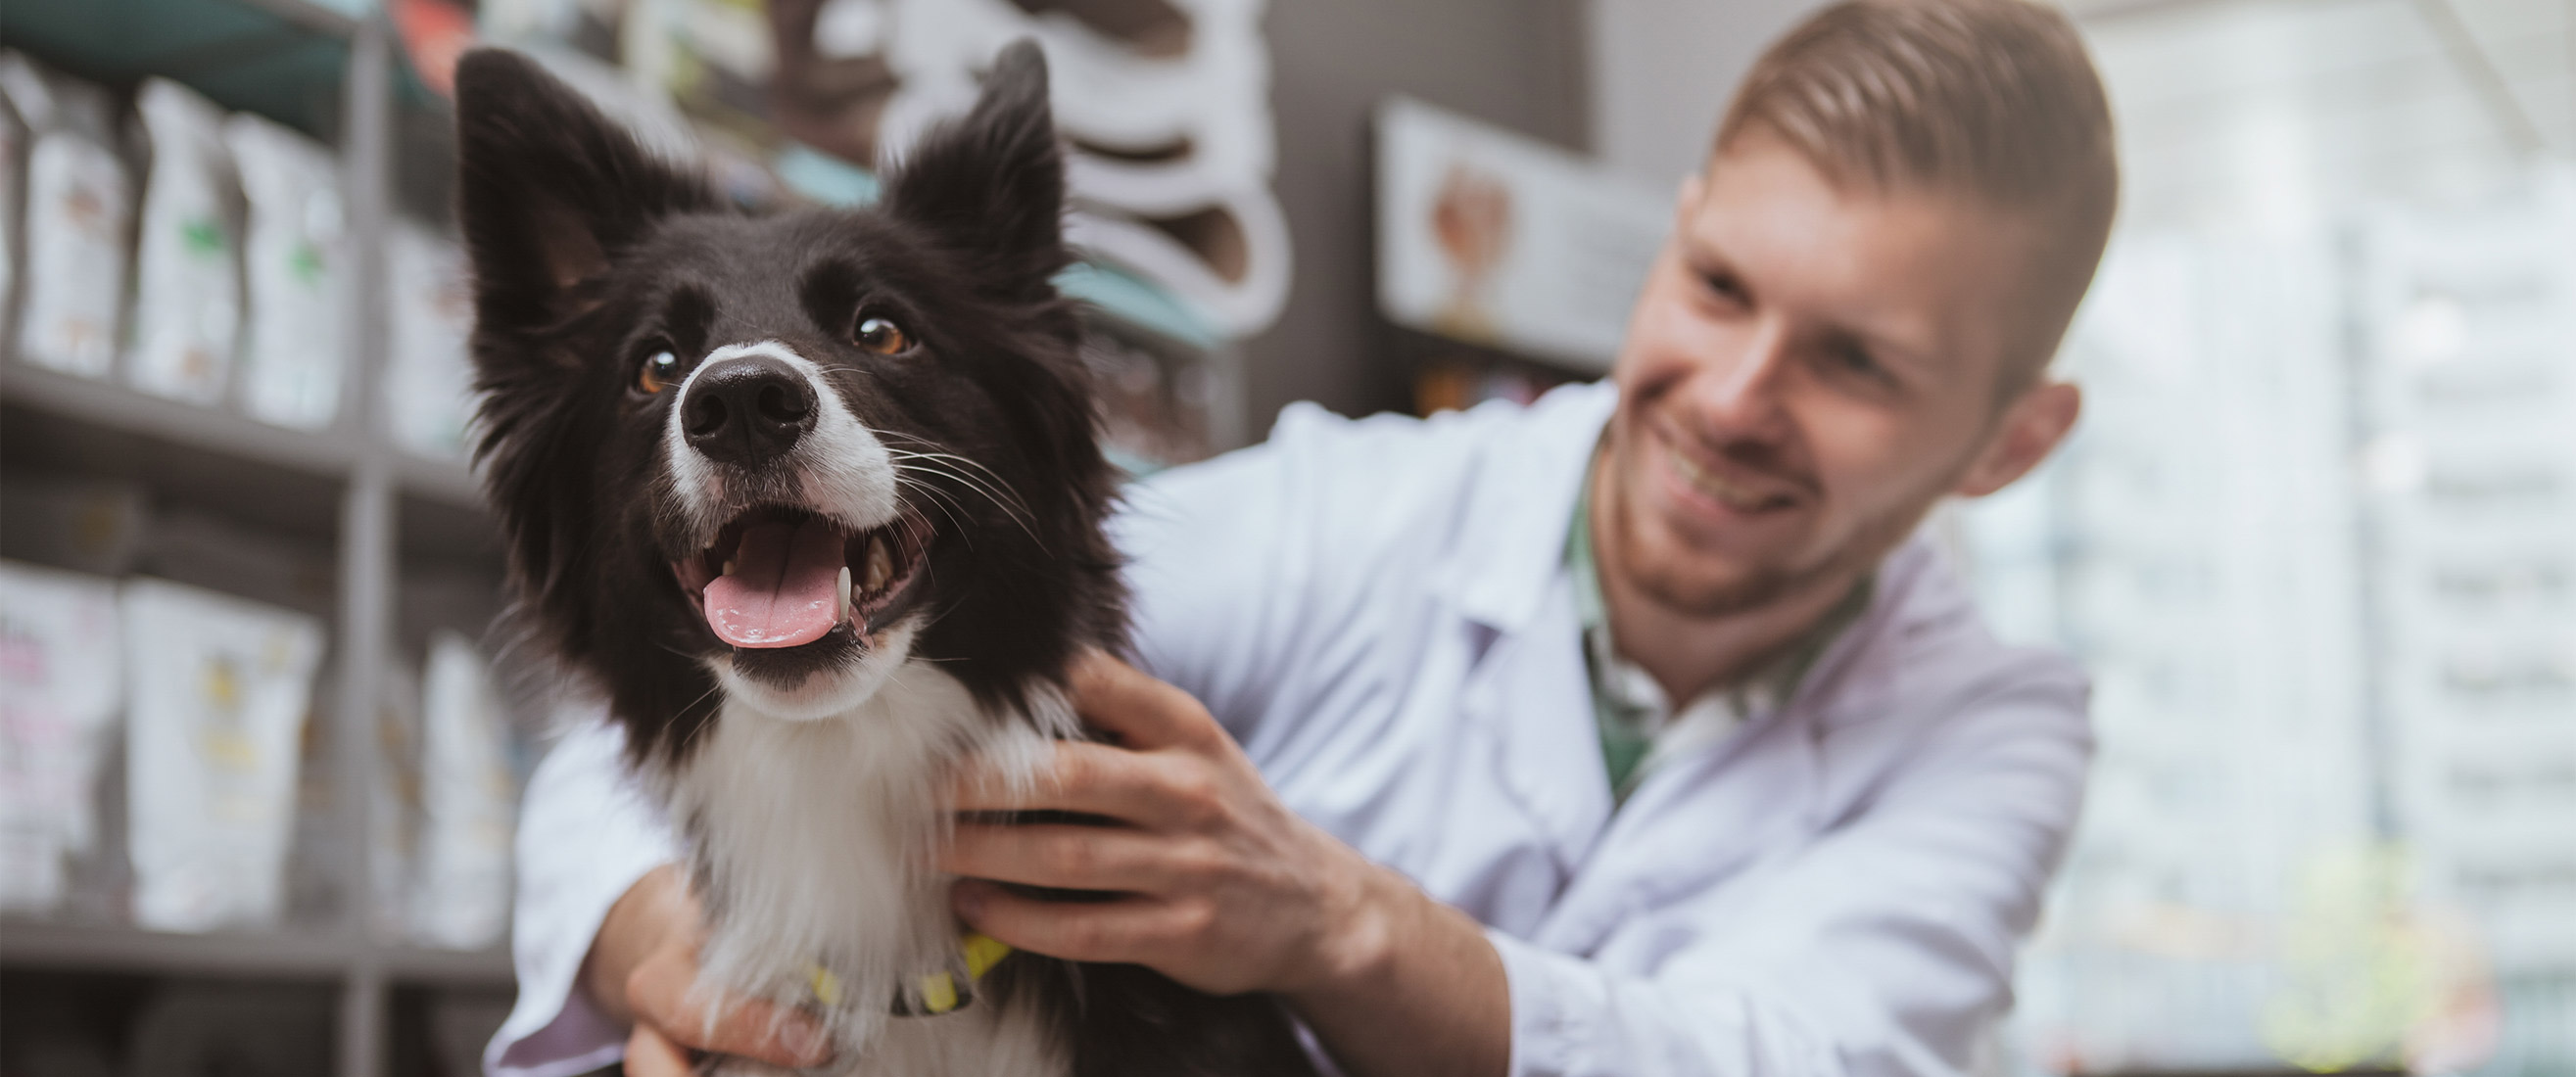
[
  {"xmin": 1697, "ymin": 269, "xmax": 1749, "ymax": 307},
  {"xmin": 1823, "ymin": 342, "xmax": 1901, "ymax": 391},
  {"xmin": 854, "ymin": 316, "xmax": 913, "ymax": 355},
  {"xmin": 637, "ymin": 349, "xmax": 682, "ymax": 395}
]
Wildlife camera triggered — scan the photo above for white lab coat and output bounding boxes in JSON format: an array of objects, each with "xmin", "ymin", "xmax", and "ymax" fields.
[{"xmin": 487, "ymin": 382, "xmax": 2093, "ymax": 1077}]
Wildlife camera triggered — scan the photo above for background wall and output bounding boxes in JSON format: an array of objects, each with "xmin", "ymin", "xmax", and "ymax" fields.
[
  {"xmin": 1588, "ymin": 0, "xmax": 1828, "ymax": 185},
  {"xmin": 1242, "ymin": 0, "xmax": 1591, "ymax": 425}
]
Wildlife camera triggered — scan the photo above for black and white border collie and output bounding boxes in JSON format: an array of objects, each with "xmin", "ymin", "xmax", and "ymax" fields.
[{"xmin": 455, "ymin": 42, "xmax": 1314, "ymax": 1077}]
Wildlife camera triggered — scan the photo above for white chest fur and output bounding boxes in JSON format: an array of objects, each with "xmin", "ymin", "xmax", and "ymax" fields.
[{"xmin": 665, "ymin": 661, "xmax": 1071, "ymax": 1076}]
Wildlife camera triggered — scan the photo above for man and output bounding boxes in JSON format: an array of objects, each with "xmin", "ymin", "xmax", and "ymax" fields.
[{"xmin": 487, "ymin": 0, "xmax": 2117, "ymax": 1072}]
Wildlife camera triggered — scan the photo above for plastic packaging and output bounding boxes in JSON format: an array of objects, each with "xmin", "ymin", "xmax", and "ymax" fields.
[
  {"xmin": 226, "ymin": 113, "xmax": 346, "ymax": 429},
  {"xmin": 1, "ymin": 67, "xmax": 24, "ymax": 347},
  {"xmin": 0, "ymin": 52, "xmax": 131, "ymax": 379},
  {"xmin": 384, "ymin": 220, "xmax": 478, "ymax": 457},
  {"xmin": 121, "ymin": 578, "xmax": 325, "ymax": 932},
  {"xmin": 124, "ymin": 78, "xmax": 242, "ymax": 405},
  {"xmin": 409, "ymin": 632, "xmax": 514, "ymax": 950},
  {"xmin": 0, "ymin": 561, "xmax": 124, "ymax": 913}
]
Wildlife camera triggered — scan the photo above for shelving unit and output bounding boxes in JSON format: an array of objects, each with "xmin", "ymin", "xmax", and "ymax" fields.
[{"xmin": 1, "ymin": 2, "xmax": 508, "ymax": 1074}]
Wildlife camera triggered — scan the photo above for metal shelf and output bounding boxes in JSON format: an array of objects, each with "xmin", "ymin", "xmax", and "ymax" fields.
[
  {"xmin": 0, "ymin": 920, "xmax": 511, "ymax": 984},
  {"xmin": 0, "ymin": 360, "xmax": 485, "ymax": 510},
  {"xmin": 1, "ymin": 362, "xmax": 365, "ymax": 482}
]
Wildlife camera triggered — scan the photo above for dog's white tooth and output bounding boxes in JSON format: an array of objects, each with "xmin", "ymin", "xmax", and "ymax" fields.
[
  {"xmin": 836, "ymin": 565, "xmax": 853, "ymax": 623},
  {"xmin": 721, "ymin": 559, "xmax": 737, "ymax": 578},
  {"xmin": 864, "ymin": 535, "xmax": 892, "ymax": 593}
]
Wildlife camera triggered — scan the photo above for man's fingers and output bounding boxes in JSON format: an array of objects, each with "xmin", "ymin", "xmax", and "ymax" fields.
[
  {"xmin": 626, "ymin": 945, "xmax": 834, "ymax": 1065},
  {"xmin": 950, "ymin": 741, "xmax": 1175, "ymax": 820},
  {"xmin": 625, "ymin": 1024, "xmax": 693, "ymax": 1077},
  {"xmin": 1067, "ymin": 650, "xmax": 1221, "ymax": 751},
  {"xmin": 943, "ymin": 821, "xmax": 1200, "ymax": 891},
  {"xmin": 952, "ymin": 878, "xmax": 1202, "ymax": 964}
]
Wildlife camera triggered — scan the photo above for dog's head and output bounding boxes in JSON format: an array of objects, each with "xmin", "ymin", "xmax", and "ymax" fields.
[{"xmin": 456, "ymin": 43, "xmax": 1122, "ymax": 764}]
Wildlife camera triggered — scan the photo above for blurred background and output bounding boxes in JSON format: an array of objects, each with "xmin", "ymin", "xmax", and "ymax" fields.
[{"xmin": 0, "ymin": 0, "xmax": 2565, "ymax": 1074}]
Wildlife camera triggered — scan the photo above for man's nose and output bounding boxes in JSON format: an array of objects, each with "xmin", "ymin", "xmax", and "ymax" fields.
[{"xmin": 1687, "ymin": 319, "xmax": 1796, "ymax": 438}]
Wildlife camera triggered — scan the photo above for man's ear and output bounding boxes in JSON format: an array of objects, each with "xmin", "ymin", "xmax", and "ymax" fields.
[
  {"xmin": 1955, "ymin": 380, "xmax": 2080, "ymax": 497},
  {"xmin": 882, "ymin": 40, "xmax": 1068, "ymax": 299},
  {"xmin": 453, "ymin": 48, "xmax": 713, "ymax": 335}
]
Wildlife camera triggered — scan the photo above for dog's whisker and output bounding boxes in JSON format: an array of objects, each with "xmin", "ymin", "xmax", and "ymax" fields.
[
  {"xmin": 899, "ymin": 462, "xmax": 1037, "ymax": 536},
  {"xmin": 888, "ymin": 454, "xmax": 1035, "ymax": 523},
  {"xmin": 879, "ymin": 444, "xmax": 1038, "ymax": 517},
  {"xmin": 895, "ymin": 477, "xmax": 978, "ymax": 552},
  {"xmin": 895, "ymin": 461, "xmax": 1043, "ymax": 545}
]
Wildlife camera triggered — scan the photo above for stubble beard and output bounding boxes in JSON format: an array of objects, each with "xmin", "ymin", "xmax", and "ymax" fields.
[{"xmin": 1601, "ymin": 432, "xmax": 1939, "ymax": 622}]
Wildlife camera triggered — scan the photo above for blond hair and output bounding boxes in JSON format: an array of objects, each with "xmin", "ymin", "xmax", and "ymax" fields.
[{"xmin": 1720, "ymin": 0, "xmax": 2119, "ymax": 379}]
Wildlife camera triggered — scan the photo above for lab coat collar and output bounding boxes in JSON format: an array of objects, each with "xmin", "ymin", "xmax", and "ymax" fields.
[{"xmin": 1446, "ymin": 382, "xmax": 1620, "ymax": 633}]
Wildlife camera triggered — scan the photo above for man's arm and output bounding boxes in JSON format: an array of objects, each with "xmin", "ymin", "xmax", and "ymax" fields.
[{"xmin": 946, "ymin": 656, "xmax": 2090, "ymax": 1077}]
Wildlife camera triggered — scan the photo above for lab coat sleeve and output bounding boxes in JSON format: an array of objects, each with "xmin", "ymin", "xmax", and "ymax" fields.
[
  {"xmin": 1113, "ymin": 434, "xmax": 1311, "ymax": 744},
  {"xmin": 1486, "ymin": 674, "xmax": 2091, "ymax": 1077},
  {"xmin": 1115, "ymin": 401, "xmax": 1503, "ymax": 761},
  {"xmin": 483, "ymin": 716, "xmax": 682, "ymax": 1077}
]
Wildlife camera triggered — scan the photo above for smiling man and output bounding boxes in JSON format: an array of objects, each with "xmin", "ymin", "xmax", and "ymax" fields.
[{"xmin": 489, "ymin": 0, "xmax": 2118, "ymax": 1074}]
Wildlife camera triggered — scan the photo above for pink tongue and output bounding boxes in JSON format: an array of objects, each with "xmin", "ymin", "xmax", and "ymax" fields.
[{"xmin": 702, "ymin": 519, "xmax": 845, "ymax": 648}]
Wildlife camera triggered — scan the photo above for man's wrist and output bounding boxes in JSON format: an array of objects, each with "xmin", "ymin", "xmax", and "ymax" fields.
[
  {"xmin": 584, "ymin": 863, "xmax": 689, "ymax": 1024},
  {"xmin": 1278, "ymin": 853, "xmax": 1512, "ymax": 1077},
  {"xmin": 1288, "ymin": 854, "xmax": 1407, "ymax": 1001}
]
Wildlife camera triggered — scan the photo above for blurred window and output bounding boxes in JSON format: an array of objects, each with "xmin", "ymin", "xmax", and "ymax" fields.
[{"xmin": 1955, "ymin": 0, "xmax": 2576, "ymax": 1072}]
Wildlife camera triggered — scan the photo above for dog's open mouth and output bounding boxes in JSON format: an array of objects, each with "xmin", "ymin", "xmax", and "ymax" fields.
[{"xmin": 671, "ymin": 506, "xmax": 929, "ymax": 650}]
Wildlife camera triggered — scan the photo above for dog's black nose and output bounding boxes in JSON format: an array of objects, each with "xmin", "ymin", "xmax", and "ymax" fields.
[{"xmin": 683, "ymin": 355, "xmax": 818, "ymax": 464}]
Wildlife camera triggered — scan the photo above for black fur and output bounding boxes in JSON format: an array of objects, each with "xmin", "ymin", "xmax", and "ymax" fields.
[{"xmin": 456, "ymin": 42, "xmax": 1313, "ymax": 1077}]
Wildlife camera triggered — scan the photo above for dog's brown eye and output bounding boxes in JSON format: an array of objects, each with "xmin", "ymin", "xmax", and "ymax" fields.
[
  {"xmin": 854, "ymin": 316, "xmax": 912, "ymax": 355},
  {"xmin": 638, "ymin": 350, "xmax": 682, "ymax": 395}
]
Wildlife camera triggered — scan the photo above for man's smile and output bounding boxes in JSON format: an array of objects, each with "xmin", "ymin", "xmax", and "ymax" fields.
[{"xmin": 1647, "ymin": 415, "xmax": 1808, "ymax": 526}]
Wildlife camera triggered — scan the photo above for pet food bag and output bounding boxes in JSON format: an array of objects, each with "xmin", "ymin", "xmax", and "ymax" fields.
[
  {"xmin": 0, "ymin": 52, "xmax": 131, "ymax": 379},
  {"xmin": 125, "ymin": 79, "xmax": 243, "ymax": 405},
  {"xmin": 0, "ymin": 561, "xmax": 123, "ymax": 913},
  {"xmin": 1, "ymin": 70, "xmax": 24, "ymax": 345},
  {"xmin": 121, "ymin": 578, "xmax": 325, "ymax": 932},
  {"xmin": 226, "ymin": 113, "xmax": 346, "ymax": 430},
  {"xmin": 384, "ymin": 221, "xmax": 478, "ymax": 458},
  {"xmin": 409, "ymin": 632, "xmax": 515, "ymax": 949}
]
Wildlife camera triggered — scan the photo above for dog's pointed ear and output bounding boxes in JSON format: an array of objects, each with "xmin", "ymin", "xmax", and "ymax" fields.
[
  {"xmin": 453, "ymin": 48, "xmax": 712, "ymax": 333},
  {"xmin": 883, "ymin": 40, "xmax": 1068, "ymax": 297}
]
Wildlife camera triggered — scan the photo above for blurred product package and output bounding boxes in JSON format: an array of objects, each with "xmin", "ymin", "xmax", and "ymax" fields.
[
  {"xmin": 228, "ymin": 113, "xmax": 347, "ymax": 430},
  {"xmin": 120, "ymin": 578, "xmax": 326, "ymax": 932},
  {"xmin": 385, "ymin": 220, "xmax": 477, "ymax": 458},
  {"xmin": 361, "ymin": 651, "xmax": 419, "ymax": 937},
  {"xmin": 0, "ymin": 561, "xmax": 125, "ymax": 913},
  {"xmin": 1, "ymin": 67, "xmax": 22, "ymax": 347},
  {"xmin": 0, "ymin": 51, "xmax": 130, "ymax": 379},
  {"xmin": 410, "ymin": 632, "xmax": 515, "ymax": 950},
  {"xmin": 125, "ymin": 79, "xmax": 242, "ymax": 406}
]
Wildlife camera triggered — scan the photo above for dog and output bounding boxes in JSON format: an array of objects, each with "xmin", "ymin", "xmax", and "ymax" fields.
[{"xmin": 454, "ymin": 42, "xmax": 1317, "ymax": 1077}]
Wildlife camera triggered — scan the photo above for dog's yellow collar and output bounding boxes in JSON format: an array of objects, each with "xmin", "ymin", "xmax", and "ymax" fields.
[{"xmin": 807, "ymin": 931, "xmax": 1014, "ymax": 1017}]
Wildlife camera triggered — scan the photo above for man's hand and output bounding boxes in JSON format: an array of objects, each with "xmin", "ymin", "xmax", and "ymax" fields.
[
  {"xmin": 942, "ymin": 652, "xmax": 1509, "ymax": 1077},
  {"xmin": 584, "ymin": 865, "xmax": 835, "ymax": 1075}
]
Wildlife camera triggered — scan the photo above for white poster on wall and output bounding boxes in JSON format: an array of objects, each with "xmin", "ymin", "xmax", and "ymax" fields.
[{"xmin": 1374, "ymin": 97, "xmax": 1670, "ymax": 374}]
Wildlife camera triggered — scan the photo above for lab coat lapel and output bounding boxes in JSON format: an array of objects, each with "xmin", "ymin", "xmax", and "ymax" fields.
[
  {"xmin": 1454, "ymin": 579, "xmax": 1613, "ymax": 912},
  {"xmin": 1531, "ymin": 699, "xmax": 1825, "ymax": 955},
  {"xmin": 1437, "ymin": 384, "xmax": 1621, "ymax": 913},
  {"xmin": 1524, "ymin": 550, "xmax": 1922, "ymax": 956}
]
